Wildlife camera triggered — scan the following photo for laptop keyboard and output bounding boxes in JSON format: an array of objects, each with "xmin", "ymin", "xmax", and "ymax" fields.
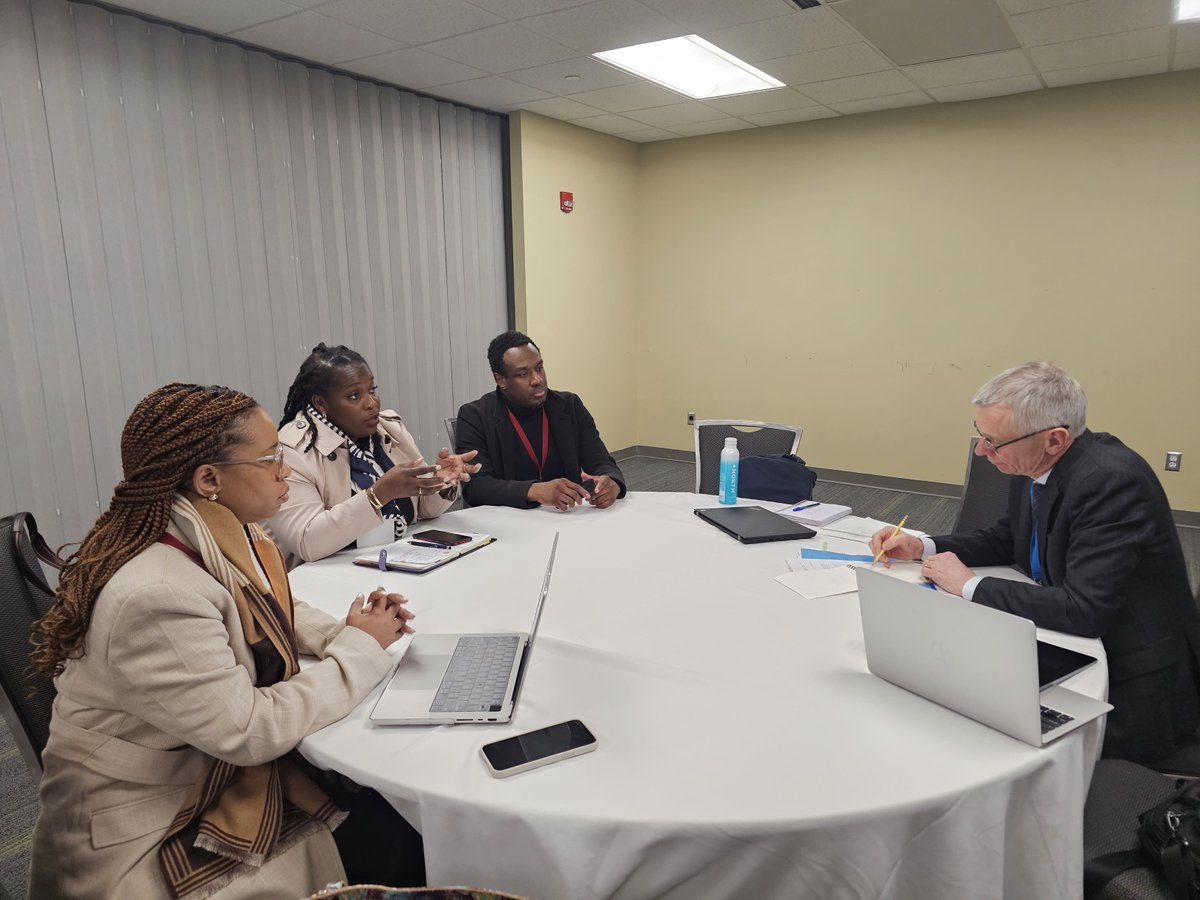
[
  {"xmin": 429, "ymin": 635, "xmax": 522, "ymax": 713},
  {"xmin": 1040, "ymin": 704, "xmax": 1074, "ymax": 734}
]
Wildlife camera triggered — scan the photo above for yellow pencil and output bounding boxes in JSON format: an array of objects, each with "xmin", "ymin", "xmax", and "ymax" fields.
[{"xmin": 872, "ymin": 514, "xmax": 909, "ymax": 567}]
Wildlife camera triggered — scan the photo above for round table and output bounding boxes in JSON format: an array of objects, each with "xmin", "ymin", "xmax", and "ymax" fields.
[{"xmin": 295, "ymin": 492, "xmax": 1106, "ymax": 900}]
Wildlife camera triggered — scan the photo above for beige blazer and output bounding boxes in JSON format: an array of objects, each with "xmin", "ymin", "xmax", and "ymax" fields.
[
  {"xmin": 268, "ymin": 410, "xmax": 455, "ymax": 568},
  {"xmin": 29, "ymin": 525, "xmax": 394, "ymax": 900}
]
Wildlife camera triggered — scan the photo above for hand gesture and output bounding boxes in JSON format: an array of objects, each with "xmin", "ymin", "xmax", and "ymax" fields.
[
  {"xmin": 920, "ymin": 552, "xmax": 975, "ymax": 597},
  {"xmin": 867, "ymin": 525, "xmax": 924, "ymax": 566},
  {"xmin": 374, "ymin": 459, "xmax": 448, "ymax": 503},
  {"xmin": 346, "ymin": 585, "xmax": 415, "ymax": 650},
  {"xmin": 582, "ymin": 471, "xmax": 619, "ymax": 509},
  {"xmin": 433, "ymin": 447, "xmax": 481, "ymax": 485},
  {"xmin": 527, "ymin": 478, "xmax": 591, "ymax": 511}
]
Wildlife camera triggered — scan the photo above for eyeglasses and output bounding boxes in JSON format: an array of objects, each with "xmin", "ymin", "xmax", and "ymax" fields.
[
  {"xmin": 973, "ymin": 422, "xmax": 1066, "ymax": 453},
  {"xmin": 211, "ymin": 445, "xmax": 286, "ymax": 478}
]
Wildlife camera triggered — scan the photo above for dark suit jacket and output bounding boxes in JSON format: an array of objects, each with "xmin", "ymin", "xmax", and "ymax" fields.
[
  {"xmin": 933, "ymin": 430, "xmax": 1200, "ymax": 762},
  {"xmin": 455, "ymin": 388, "xmax": 627, "ymax": 509}
]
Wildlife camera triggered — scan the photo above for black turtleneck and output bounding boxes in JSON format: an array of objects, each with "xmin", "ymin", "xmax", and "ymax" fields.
[{"xmin": 501, "ymin": 391, "xmax": 565, "ymax": 482}]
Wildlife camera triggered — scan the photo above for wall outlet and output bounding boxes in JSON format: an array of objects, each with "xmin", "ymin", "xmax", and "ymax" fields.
[
  {"xmin": 687, "ymin": 411, "xmax": 696, "ymax": 425},
  {"xmin": 1166, "ymin": 451, "xmax": 1182, "ymax": 472}
]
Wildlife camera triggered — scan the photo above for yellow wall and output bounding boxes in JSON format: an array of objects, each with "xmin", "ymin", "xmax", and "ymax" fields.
[
  {"xmin": 510, "ymin": 112, "xmax": 640, "ymax": 451},
  {"xmin": 512, "ymin": 72, "xmax": 1200, "ymax": 510}
]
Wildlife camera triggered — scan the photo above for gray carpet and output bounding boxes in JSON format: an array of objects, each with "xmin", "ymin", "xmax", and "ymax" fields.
[{"xmin": 3, "ymin": 454, "xmax": 1197, "ymax": 899}]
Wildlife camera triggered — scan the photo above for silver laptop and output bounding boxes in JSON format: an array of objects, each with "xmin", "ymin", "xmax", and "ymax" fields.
[
  {"xmin": 370, "ymin": 533, "xmax": 558, "ymax": 725},
  {"xmin": 856, "ymin": 567, "xmax": 1112, "ymax": 746}
]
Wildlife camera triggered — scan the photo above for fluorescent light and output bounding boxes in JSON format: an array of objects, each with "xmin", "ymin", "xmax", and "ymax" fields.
[
  {"xmin": 594, "ymin": 35, "xmax": 784, "ymax": 100},
  {"xmin": 1179, "ymin": 0, "xmax": 1200, "ymax": 20}
]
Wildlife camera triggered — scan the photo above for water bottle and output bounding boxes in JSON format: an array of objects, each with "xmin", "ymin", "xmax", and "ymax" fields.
[{"xmin": 718, "ymin": 437, "xmax": 739, "ymax": 505}]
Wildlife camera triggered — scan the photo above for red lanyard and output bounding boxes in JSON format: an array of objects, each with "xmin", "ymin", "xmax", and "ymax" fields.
[{"xmin": 507, "ymin": 407, "xmax": 548, "ymax": 479}]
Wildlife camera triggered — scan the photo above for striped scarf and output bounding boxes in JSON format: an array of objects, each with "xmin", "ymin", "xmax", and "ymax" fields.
[{"xmin": 156, "ymin": 496, "xmax": 345, "ymax": 898}]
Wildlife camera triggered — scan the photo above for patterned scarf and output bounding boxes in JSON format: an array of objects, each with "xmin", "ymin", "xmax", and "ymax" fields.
[
  {"xmin": 156, "ymin": 496, "xmax": 346, "ymax": 899},
  {"xmin": 307, "ymin": 405, "xmax": 413, "ymax": 540}
]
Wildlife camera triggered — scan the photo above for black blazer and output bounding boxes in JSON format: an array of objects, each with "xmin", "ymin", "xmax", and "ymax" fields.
[
  {"xmin": 455, "ymin": 388, "xmax": 626, "ymax": 509},
  {"xmin": 934, "ymin": 430, "xmax": 1200, "ymax": 762}
]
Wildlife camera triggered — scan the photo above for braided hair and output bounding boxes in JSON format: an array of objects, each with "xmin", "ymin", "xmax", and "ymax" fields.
[
  {"xmin": 29, "ymin": 383, "xmax": 260, "ymax": 678},
  {"xmin": 279, "ymin": 343, "xmax": 369, "ymax": 453}
]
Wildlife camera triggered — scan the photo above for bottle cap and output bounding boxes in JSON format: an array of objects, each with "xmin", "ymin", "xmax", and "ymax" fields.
[{"xmin": 724, "ymin": 437, "xmax": 737, "ymax": 449}]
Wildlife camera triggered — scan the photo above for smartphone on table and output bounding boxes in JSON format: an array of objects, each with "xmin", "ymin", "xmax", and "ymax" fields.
[
  {"xmin": 410, "ymin": 529, "xmax": 472, "ymax": 548},
  {"xmin": 481, "ymin": 720, "xmax": 597, "ymax": 778}
]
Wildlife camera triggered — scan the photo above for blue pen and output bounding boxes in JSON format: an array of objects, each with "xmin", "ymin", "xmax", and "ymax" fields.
[
  {"xmin": 377, "ymin": 548, "xmax": 388, "ymax": 572},
  {"xmin": 791, "ymin": 501, "xmax": 821, "ymax": 512}
]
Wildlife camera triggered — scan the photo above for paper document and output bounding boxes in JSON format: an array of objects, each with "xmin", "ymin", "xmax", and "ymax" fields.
[
  {"xmin": 775, "ymin": 566, "xmax": 859, "ymax": 599},
  {"xmin": 778, "ymin": 502, "xmax": 852, "ymax": 527}
]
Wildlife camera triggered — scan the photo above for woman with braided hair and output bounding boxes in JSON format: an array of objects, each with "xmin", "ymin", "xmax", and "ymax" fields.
[
  {"xmin": 29, "ymin": 383, "xmax": 415, "ymax": 899},
  {"xmin": 269, "ymin": 343, "xmax": 480, "ymax": 566}
]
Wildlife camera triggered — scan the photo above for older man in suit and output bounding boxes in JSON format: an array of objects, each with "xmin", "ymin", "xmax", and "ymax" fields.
[{"xmin": 871, "ymin": 361, "xmax": 1200, "ymax": 763}]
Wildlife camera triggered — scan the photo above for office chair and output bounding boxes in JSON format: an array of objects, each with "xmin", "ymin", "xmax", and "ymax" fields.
[
  {"xmin": 952, "ymin": 437, "xmax": 1014, "ymax": 533},
  {"xmin": 1083, "ymin": 758, "xmax": 1180, "ymax": 899},
  {"xmin": 1145, "ymin": 584, "xmax": 1200, "ymax": 779},
  {"xmin": 693, "ymin": 420, "xmax": 802, "ymax": 495},
  {"xmin": 0, "ymin": 512, "xmax": 64, "ymax": 776},
  {"xmin": 444, "ymin": 416, "xmax": 458, "ymax": 450}
]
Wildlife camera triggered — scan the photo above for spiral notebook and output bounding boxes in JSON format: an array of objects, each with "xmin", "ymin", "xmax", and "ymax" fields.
[{"xmin": 352, "ymin": 532, "xmax": 494, "ymax": 573}]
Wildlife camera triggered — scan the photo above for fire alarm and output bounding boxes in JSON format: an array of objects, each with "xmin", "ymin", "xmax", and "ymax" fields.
[{"xmin": 560, "ymin": 191, "xmax": 574, "ymax": 213}]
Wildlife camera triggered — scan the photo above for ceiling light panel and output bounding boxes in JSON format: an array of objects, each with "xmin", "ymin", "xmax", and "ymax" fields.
[{"xmin": 594, "ymin": 35, "xmax": 784, "ymax": 99}]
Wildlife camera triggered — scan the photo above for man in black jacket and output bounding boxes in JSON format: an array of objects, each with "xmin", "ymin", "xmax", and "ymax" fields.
[
  {"xmin": 455, "ymin": 331, "xmax": 626, "ymax": 511},
  {"xmin": 870, "ymin": 361, "xmax": 1200, "ymax": 763}
]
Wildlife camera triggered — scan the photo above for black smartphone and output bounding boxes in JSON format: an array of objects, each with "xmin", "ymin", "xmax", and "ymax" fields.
[
  {"xmin": 410, "ymin": 529, "xmax": 472, "ymax": 548},
  {"xmin": 480, "ymin": 720, "xmax": 597, "ymax": 778}
]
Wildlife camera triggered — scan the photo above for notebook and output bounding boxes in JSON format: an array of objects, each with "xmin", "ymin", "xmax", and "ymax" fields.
[
  {"xmin": 369, "ymin": 533, "xmax": 558, "ymax": 725},
  {"xmin": 353, "ymin": 532, "xmax": 494, "ymax": 574},
  {"xmin": 694, "ymin": 506, "xmax": 816, "ymax": 543},
  {"xmin": 856, "ymin": 567, "xmax": 1111, "ymax": 747},
  {"xmin": 779, "ymin": 502, "xmax": 852, "ymax": 527}
]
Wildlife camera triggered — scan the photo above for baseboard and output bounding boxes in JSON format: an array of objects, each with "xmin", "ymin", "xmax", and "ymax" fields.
[{"xmin": 612, "ymin": 445, "xmax": 693, "ymax": 462}]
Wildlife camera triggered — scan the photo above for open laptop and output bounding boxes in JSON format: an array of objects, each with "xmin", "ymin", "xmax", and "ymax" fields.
[
  {"xmin": 856, "ymin": 567, "xmax": 1111, "ymax": 746},
  {"xmin": 369, "ymin": 533, "xmax": 558, "ymax": 725},
  {"xmin": 694, "ymin": 505, "xmax": 816, "ymax": 543}
]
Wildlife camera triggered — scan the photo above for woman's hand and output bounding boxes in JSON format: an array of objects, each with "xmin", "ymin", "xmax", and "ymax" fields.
[
  {"xmin": 346, "ymin": 586, "xmax": 414, "ymax": 650},
  {"xmin": 433, "ymin": 447, "xmax": 481, "ymax": 485},
  {"xmin": 373, "ymin": 460, "xmax": 448, "ymax": 503}
]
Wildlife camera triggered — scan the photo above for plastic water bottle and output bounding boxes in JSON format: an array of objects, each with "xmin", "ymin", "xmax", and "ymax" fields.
[{"xmin": 718, "ymin": 437, "xmax": 739, "ymax": 505}]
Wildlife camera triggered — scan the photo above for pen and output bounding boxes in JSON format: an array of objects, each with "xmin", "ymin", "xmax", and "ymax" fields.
[
  {"xmin": 791, "ymin": 501, "xmax": 820, "ymax": 512},
  {"xmin": 871, "ymin": 514, "xmax": 908, "ymax": 567},
  {"xmin": 377, "ymin": 549, "xmax": 388, "ymax": 572},
  {"xmin": 411, "ymin": 540, "xmax": 452, "ymax": 549}
]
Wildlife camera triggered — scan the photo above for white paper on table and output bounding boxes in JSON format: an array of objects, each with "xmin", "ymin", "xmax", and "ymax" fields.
[
  {"xmin": 818, "ymin": 516, "xmax": 929, "ymax": 542},
  {"xmin": 774, "ymin": 566, "xmax": 858, "ymax": 599},
  {"xmin": 855, "ymin": 560, "xmax": 930, "ymax": 585},
  {"xmin": 785, "ymin": 557, "xmax": 847, "ymax": 573}
]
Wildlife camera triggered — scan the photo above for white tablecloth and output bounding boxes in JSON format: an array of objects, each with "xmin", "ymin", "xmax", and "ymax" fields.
[{"xmin": 295, "ymin": 492, "xmax": 1107, "ymax": 900}]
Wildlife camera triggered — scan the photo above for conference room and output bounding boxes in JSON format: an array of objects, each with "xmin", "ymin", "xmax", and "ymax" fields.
[{"xmin": 2, "ymin": 0, "xmax": 1198, "ymax": 897}]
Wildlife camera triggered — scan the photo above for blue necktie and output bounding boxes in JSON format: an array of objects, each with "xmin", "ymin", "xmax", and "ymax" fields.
[{"xmin": 1029, "ymin": 482, "xmax": 1043, "ymax": 584}]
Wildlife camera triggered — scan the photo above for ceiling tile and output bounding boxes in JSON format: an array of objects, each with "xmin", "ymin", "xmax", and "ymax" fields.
[
  {"xmin": 469, "ymin": 0, "xmax": 596, "ymax": 16},
  {"xmin": 742, "ymin": 106, "xmax": 840, "ymax": 126},
  {"xmin": 420, "ymin": 23, "xmax": 576, "ymax": 73},
  {"xmin": 998, "ymin": 0, "xmax": 1084, "ymax": 13},
  {"xmin": 339, "ymin": 47, "xmax": 488, "ymax": 88},
  {"xmin": 669, "ymin": 118, "xmax": 755, "ymax": 136},
  {"xmin": 797, "ymin": 69, "xmax": 920, "ymax": 103},
  {"xmin": 567, "ymin": 112, "xmax": 646, "ymax": 132},
  {"xmin": 520, "ymin": 0, "xmax": 683, "ymax": 54},
  {"xmin": 505, "ymin": 56, "xmax": 635, "ymax": 94},
  {"xmin": 761, "ymin": 43, "xmax": 893, "ymax": 85},
  {"xmin": 105, "ymin": 0, "xmax": 299, "ymax": 35},
  {"xmin": 230, "ymin": 9, "xmax": 400, "ymax": 64},
  {"xmin": 504, "ymin": 95, "xmax": 606, "ymax": 117},
  {"xmin": 826, "ymin": 91, "xmax": 933, "ymax": 114},
  {"xmin": 1176, "ymin": 22, "xmax": 1200, "ymax": 53},
  {"xmin": 927, "ymin": 73, "xmax": 1043, "ymax": 101},
  {"xmin": 568, "ymin": 80, "xmax": 685, "ymax": 111},
  {"xmin": 706, "ymin": 9, "xmax": 861, "ymax": 62},
  {"xmin": 903, "ymin": 49, "xmax": 1035, "ymax": 88},
  {"xmin": 640, "ymin": 0, "xmax": 795, "ymax": 33},
  {"xmin": 1172, "ymin": 49, "xmax": 1200, "ymax": 70},
  {"xmin": 430, "ymin": 75, "xmax": 552, "ymax": 107},
  {"xmin": 834, "ymin": 0, "xmax": 1020, "ymax": 66},
  {"xmin": 1041, "ymin": 55, "xmax": 1167, "ymax": 86},
  {"xmin": 1029, "ymin": 26, "xmax": 1169, "ymax": 70},
  {"xmin": 620, "ymin": 127, "xmax": 682, "ymax": 141},
  {"xmin": 318, "ymin": 0, "xmax": 501, "ymax": 44},
  {"xmin": 703, "ymin": 87, "xmax": 819, "ymax": 115},
  {"xmin": 624, "ymin": 102, "xmax": 730, "ymax": 127},
  {"xmin": 1011, "ymin": 0, "xmax": 1169, "ymax": 47}
]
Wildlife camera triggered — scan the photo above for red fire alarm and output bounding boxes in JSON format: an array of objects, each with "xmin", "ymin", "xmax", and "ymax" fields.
[{"xmin": 560, "ymin": 191, "xmax": 574, "ymax": 214}]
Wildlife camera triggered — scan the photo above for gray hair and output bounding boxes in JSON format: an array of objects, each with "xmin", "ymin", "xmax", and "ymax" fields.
[{"xmin": 972, "ymin": 361, "xmax": 1087, "ymax": 438}]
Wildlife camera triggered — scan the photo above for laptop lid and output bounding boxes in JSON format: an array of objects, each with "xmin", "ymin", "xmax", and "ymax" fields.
[
  {"xmin": 370, "ymin": 533, "xmax": 559, "ymax": 726},
  {"xmin": 856, "ymin": 567, "xmax": 1110, "ymax": 746},
  {"xmin": 694, "ymin": 506, "xmax": 816, "ymax": 543}
]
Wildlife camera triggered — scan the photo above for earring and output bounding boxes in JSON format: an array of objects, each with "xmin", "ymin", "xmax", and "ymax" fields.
[{"xmin": 208, "ymin": 492, "xmax": 219, "ymax": 501}]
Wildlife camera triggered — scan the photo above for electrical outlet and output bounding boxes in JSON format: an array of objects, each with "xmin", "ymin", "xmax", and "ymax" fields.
[
  {"xmin": 687, "ymin": 411, "xmax": 696, "ymax": 426},
  {"xmin": 1166, "ymin": 451, "xmax": 1182, "ymax": 472}
]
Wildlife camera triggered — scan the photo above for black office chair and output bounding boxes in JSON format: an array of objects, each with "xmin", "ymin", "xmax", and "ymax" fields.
[
  {"xmin": 952, "ymin": 437, "xmax": 1014, "ymax": 533},
  {"xmin": 693, "ymin": 419, "xmax": 802, "ymax": 495},
  {"xmin": 1084, "ymin": 759, "xmax": 1181, "ymax": 899},
  {"xmin": 0, "ymin": 511, "xmax": 64, "ymax": 775}
]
